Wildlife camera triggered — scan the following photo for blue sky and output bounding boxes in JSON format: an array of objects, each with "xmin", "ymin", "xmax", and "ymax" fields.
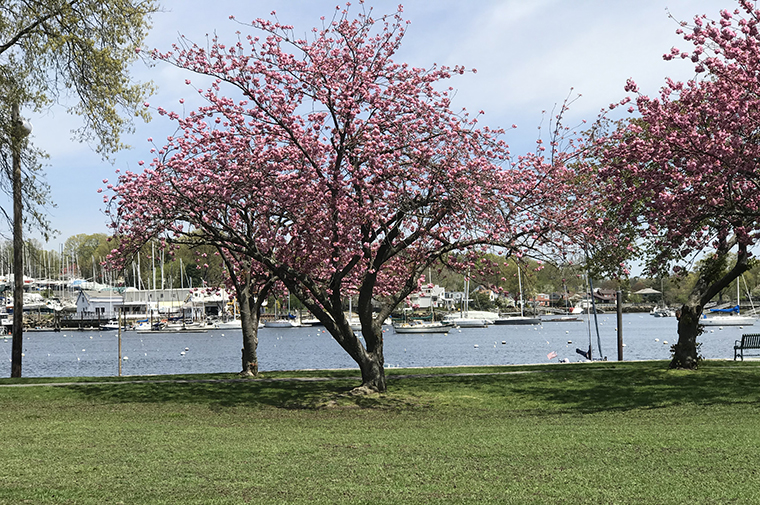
[{"xmin": 11, "ymin": 0, "xmax": 736, "ymax": 248}]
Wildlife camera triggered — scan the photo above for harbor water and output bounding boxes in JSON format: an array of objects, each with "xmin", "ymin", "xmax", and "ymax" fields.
[{"xmin": 0, "ymin": 313, "xmax": 750, "ymax": 378}]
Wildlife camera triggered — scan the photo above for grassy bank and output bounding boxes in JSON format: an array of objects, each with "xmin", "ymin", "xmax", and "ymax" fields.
[{"xmin": 1, "ymin": 361, "xmax": 759, "ymax": 504}]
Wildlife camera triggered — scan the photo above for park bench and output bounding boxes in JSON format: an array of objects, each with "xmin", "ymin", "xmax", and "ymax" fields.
[{"xmin": 734, "ymin": 333, "xmax": 760, "ymax": 361}]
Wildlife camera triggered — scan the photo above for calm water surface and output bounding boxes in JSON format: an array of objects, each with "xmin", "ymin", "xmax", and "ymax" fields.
[{"xmin": 0, "ymin": 313, "xmax": 749, "ymax": 378}]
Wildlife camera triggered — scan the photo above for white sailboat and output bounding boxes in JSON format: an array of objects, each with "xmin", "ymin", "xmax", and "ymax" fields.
[
  {"xmin": 393, "ymin": 319, "xmax": 451, "ymax": 333},
  {"xmin": 494, "ymin": 263, "xmax": 541, "ymax": 325},
  {"xmin": 264, "ymin": 292, "xmax": 299, "ymax": 328},
  {"xmin": 348, "ymin": 297, "xmax": 361, "ymax": 332},
  {"xmin": 701, "ymin": 279, "xmax": 756, "ymax": 326},
  {"xmin": 443, "ymin": 275, "xmax": 494, "ymax": 328}
]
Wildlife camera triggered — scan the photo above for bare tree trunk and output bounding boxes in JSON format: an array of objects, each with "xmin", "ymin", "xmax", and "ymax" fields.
[
  {"xmin": 669, "ymin": 242, "xmax": 749, "ymax": 369},
  {"xmin": 357, "ymin": 342, "xmax": 386, "ymax": 392},
  {"xmin": 338, "ymin": 319, "xmax": 386, "ymax": 393},
  {"xmin": 239, "ymin": 285, "xmax": 259, "ymax": 377},
  {"xmin": 10, "ymin": 102, "xmax": 24, "ymax": 378},
  {"xmin": 670, "ymin": 302, "xmax": 703, "ymax": 369}
]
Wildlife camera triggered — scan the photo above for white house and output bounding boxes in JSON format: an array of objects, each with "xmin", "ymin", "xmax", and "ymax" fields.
[
  {"xmin": 408, "ymin": 284, "xmax": 447, "ymax": 309},
  {"xmin": 119, "ymin": 288, "xmax": 232, "ymax": 322},
  {"xmin": 75, "ymin": 291, "xmax": 124, "ymax": 320}
]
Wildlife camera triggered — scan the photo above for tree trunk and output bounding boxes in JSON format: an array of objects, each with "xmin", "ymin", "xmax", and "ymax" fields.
[
  {"xmin": 11, "ymin": 102, "xmax": 24, "ymax": 378},
  {"xmin": 353, "ymin": 323, "xmax": 386, "ymax": 392},
  {"xmin": 670, "ymin": 302, "xmax": 702, "ymax": 369},
  {"xmin": 238, "ymin": 285, "xmax": 259, "ymax": 377}
]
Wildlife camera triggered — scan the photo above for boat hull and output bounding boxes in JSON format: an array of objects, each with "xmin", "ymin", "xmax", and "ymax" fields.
[
  {"xmin": 393, "ymin": 323, "xmax": 450, "ymax": 334},
  {"xmin": 444, "ymin": 318, "xmax": 492, "ymax": 328},
  {"xmin": 701, "ymin": 316, "xmax": 755, "ymax": 327},
  {"xmin": 264, "ymin": 320, "xmax": 298, "ymax": 328},
  {"xmin": 494, "ymin": 317, "xmax": 541, "ymax": 325}
]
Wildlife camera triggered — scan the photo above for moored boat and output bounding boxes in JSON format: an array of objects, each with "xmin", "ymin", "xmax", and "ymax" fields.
[
  {"xmin": 393, "ymin": 321, "xmax": 451, "ymax": 334},
  {"xmin": 264, "ymin": 319, "xmax": 299, "ymax": 328},
  {"xmin": 493, "ymin": 315, "xmax": 541, "ymax": 325}
]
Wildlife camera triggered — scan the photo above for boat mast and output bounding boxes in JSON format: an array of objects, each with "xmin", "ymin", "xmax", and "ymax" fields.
[{"xmin": 518, "ymin": 263, "xmax": 524, "ymax": 318}]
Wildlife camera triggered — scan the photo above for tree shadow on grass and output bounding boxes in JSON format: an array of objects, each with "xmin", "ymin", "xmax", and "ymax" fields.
[
  {"xmin": 61, "ymin": 361, "xmax": 760, "ymax": 413},
  {"xmin": 66, "ymin": 378, "xmax": 357, "ymax": 409},
  {"xmin": 65, "ymin": 375, "xmax": 429, "ymax": 411},
  {"xmin": 453, "ymin": 361, "xmax": 760, "ymax": 414}
]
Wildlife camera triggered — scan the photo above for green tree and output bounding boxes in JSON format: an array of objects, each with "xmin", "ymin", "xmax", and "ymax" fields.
[{"xmin": 1, "ymin": 0, "xmax": 158, "ymax": 377}]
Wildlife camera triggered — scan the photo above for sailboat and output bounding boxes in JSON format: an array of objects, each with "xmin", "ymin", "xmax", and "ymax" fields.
[
  {"xmin": 701, "ymin": 278, "xmax": 756, "ymax": 326},
  {"xmin": 347, "ymin": 297, "xmax": 361, "ymax": 332},
  {"xmin": 215, "ymin": 298, "xmax": 245, "ymax": 329},
  {"xmin": 264, "ymin": 292, "xmax": 299, "ymax": 328},
  {"xmin": 649, "ymin": 279, "xmax": 676, "ymax": 317},
  {"xmin": 494, "ymin": 263, "xmax": 541, "ymax": 325},
  {"xmin": 443, "ymin": 276, "xmax": 495, "ymax": 328},
  {"xmin": 393, "ymin": 295, "xmax": 451, "ymax": 334}
]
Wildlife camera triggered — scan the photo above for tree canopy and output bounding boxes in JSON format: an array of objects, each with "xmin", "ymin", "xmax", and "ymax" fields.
[
  {"xmin": 1, "ymin": 0, "xmax": 158, "ymax": 377},
  {"xmin": 108, "ymin": 5, "xmax": 595, "ymax": 391},
  {"xmin": 0, "ymin": 0, "xmax": 157, "ymax": 155},
  {"xmin": 597, "ymin": 0, "xmax": 760, "ymax": 367}
]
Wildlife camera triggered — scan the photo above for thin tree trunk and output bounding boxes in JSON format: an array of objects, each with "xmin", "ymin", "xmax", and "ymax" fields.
[
  {"xmin": 239, "ymin": 284, "xmax": 259, "ymax": 377},
  {"xmin": 11, "ymin": 102, "xmax": 23, "ymax": 378}
]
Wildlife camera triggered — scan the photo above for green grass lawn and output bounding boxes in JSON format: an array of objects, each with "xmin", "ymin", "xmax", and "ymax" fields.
[{"xmin": 1, "ymin": 360, "xmax": 759, "ymax": 504}]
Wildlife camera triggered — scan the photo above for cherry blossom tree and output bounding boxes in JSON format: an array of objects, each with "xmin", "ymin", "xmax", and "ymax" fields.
[
  {"xmin": 212, "ymin": 247, "xmax": 273, "ymax": 376},
  {"xmin": 108, "ymin": 5, "xmax": 590, "ymax": 392},
  {"xmin": 598, "ymin": 0, "xmax": 760, "ymax": 368}
]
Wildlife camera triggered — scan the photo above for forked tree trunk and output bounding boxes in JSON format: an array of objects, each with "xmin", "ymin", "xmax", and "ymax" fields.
[
  {"xmin": 333, "ymin": 321, "xmax": 386, "ymax": 393},
  {"xmin": 670, "ymin": 302, "xmax": 702, "ymax": 369},
  {"xmin": 357, "ymin": 344, "xmax": 386, "ymax": 392}
]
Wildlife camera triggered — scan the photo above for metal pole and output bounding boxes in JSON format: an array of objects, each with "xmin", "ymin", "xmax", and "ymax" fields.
[
  {"xmin": 118, "ymin": 306, "xmax": 122, "ymax": 376},
  {"xmin": 617, "ymin": 290, "xmax": 624, "ymax": 361}
]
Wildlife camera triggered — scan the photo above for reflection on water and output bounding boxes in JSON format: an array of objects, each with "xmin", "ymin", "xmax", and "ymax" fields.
[{"xmin": 0, "ymin": 313, "xmax": 749, "ymax": 378}]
